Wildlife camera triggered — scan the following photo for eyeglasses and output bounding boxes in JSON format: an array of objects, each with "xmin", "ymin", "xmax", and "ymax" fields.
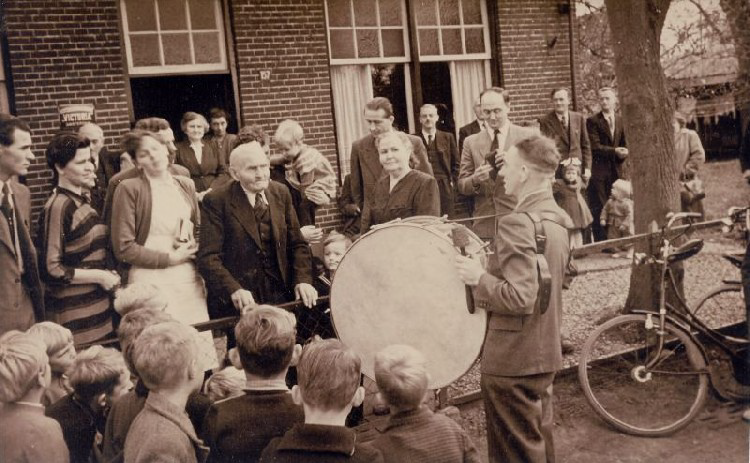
[{"xmin": 481, "ymin": 108, "xmax": 505, "ymax": 117}]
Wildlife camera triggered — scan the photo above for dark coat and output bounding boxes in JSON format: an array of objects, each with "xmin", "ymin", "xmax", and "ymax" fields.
[
  {"xmin": 586, "ymin": 111, "xmax": 627, "ymax": 180},
  {"xmin": 539, "ymin": 111, "xmax": 592, "ymax": 171},
  {"xmin": 416, "ymin": 130, "xmax": 460, "ymax": 182},
  {"xmin": 175, "ymin": 139, "xmax": 229, "ymax": 192},
  {"xmin": 360, "ymin": 170, "xmax": 440, "ymax": 232},
  {"xmin": 260, "ymin": 424, "xmax": 384, "ymax": 463},
  {"xmin": 458, "ymin": 119, "xmax": 483, "ymax": 153}
]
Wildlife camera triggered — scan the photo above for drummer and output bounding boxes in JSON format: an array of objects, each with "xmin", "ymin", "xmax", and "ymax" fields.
[{"xmin": 360, "ymin": 131, "xmax": 440, "ymax": 232}]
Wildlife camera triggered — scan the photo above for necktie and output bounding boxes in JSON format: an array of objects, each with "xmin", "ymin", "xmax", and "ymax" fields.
[
  {"xmin": 1, "ymin": 183, "xmax": 16, "ymax": 247},
  {"xmin": 427, "ymin": 134, "xmax": 433, "ymax": 146},
  {"xmin": 608, "ymin": 115, "xmax": 615, "ymax": 138},
  {"xmin": 490, "ymin": 128, "xmax": 501, "ymax": 154},
  {"xmin": 562, "ymin": 114, "xmax": 568, "ymax": 130},
  {"xmin": 254, "ymin": 193, "xmax": 266, "ymax": 217}
]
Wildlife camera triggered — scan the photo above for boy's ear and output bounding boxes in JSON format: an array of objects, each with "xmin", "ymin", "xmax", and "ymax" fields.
[
  {"xmin": 290, "ymin": 344, "xmax": 302, "ymax": 367},
  {"xmin": 351, "ymin": 386, "xmax": 365, "ymax": 408},
  {"xmin": 291, "ymin": 385, "xmax": 303, "ymax": 406},
  {"xmin": 37, "ymin": 365, "xmax": 50, "ymax": 388}
]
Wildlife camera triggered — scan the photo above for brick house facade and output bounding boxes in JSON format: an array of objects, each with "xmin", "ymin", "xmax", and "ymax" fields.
[{"xmin": 1, "ymin": 0, "xmax": 580, "ymax": 228}]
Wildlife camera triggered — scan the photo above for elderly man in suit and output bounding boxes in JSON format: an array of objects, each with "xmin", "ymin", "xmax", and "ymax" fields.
[
  {"xmin": 455, "ymin": 134, "xmax": 570, "ymax": 463},
  {"xmin": 587, "ymin": 87, "xmax": 628, "ymax": 242},
  {"xmin": 539, "ymin": 88, "xmax": 592, "ymax": 180},
  {"xmin": 458, "ymin": 97, "xmax": 486, "ymax": 153},
  {"xmin": 198, "ymin": 142, "xmax": 316, "ymax": 321},
  {"xmin": 0, "ymin": 114, "xmax": 44, "ymax": 335},
  {"xmin": 349, "ymin": 97, "xmax": 433, "ymax": 212},
  {"xmin": 78, "ymin": 123, "xmax": 119, "ymax": 215},
  {"xmin": 415, "ymin": 104, "xmax": 459, "ymax": 217},
  {"xmin": 457, "ymin": 87, "xmax": 535, "ymax": 240}
]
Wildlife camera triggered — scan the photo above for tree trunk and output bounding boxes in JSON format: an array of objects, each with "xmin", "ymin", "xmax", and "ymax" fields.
[{"xmin": 605, "ymin": 0, "xmax": 680, "ymax": 313}]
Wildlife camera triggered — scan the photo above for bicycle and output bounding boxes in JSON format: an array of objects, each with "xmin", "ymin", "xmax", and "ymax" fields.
[{"xmin": 577, "ymin": 209, "xmax": 750, "ymax": 437}]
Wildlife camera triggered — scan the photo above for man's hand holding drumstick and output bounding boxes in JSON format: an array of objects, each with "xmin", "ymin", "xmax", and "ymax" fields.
[{"xmin": 455, "ymin": 253, "xmax": 486, "ymax": 287}]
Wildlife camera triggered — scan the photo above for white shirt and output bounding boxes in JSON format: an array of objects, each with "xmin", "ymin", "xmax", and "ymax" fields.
[
  {"xmin": 241, "ymin": 186, "xmax": 267, "ymax": 207},
  {"xmin": 421, "ymin": 130, "xmax": 437, "ymax": 144},
  {"xmin": 190, "ymin": 141, "xmax": 204, "ymax": 165}
]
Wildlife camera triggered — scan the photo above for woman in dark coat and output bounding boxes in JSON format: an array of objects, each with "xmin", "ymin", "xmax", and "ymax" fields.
[{"xmin": 174, "ymin": 111, "xmax": 228, "ymax": 200}]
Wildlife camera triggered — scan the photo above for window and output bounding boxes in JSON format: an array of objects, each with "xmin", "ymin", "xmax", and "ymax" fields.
[
  {"xmin": 414, "ymin": 0, "xmax": 491, "ymax": 61},
  {"xmin": 120, "ymin": 0, "xmax": 228, "ymax": 75},
  {"xmin": 0, "ymin": 34, "xmax": 11, "ymax": 113}
]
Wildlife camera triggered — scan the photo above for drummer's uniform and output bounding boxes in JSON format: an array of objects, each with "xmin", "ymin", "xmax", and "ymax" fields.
[{"xmin": 473, "ymin": 189, "xmax": 570, "ymax": 463}]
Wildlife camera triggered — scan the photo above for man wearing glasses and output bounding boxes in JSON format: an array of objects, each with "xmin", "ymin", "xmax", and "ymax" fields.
[{"xmin": 457, "ymin": 87, "xmax": 535, "ymax": 240}]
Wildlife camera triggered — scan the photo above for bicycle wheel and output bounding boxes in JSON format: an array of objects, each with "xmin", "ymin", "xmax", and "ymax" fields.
[
  {"xmin": 578, "ymin": 314, "xmax": 709, "ymax": 436},
  {"xmin": 691, "ymin": 285, "xmax": 744, "ymax": 330}
]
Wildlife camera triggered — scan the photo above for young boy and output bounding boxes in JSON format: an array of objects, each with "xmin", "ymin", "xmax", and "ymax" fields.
[
  {"xmin": 46, "ymin": 345, "xmax": 133, "ymax": 463},
  {"xmin": 27, "ymin": 321, "xmax": 76, "ymax": 406},
  {"xmin": 203, "ymin": 366, "xmax": 245, "ymax": 403},
  {"xmin": 0, "ymin": 332, "xmax": 69, "ymax": 463},
  {"xmin": 124, "ymin": 321, "xmax": 209, "ymax": 463},
  {"xmin": 371, "ymin": 344, "xmax": 481, "ymax": 463},
  {"xmin": 202, "ymin": 305, "xmax": 304, "ymax": 462},
  {"xmin": 273, "ymin": 119, "xmax": 337, "ymax": 226},
  {"xmin": 260, "ymin": 339, "xmax": 383, "ymax": 463},
  {"xmin": 600, "ymin": 179, "xmax": 634, "ymax": 258}
]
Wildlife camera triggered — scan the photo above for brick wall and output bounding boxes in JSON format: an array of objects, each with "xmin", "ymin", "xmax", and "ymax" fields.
[
  {"xmin": 231, "ymin": 0, "xmax": 342, "ymax": 230},
  {"xmin": 3, "ymin": 0, "xmax": 131, "ymax": 216}
]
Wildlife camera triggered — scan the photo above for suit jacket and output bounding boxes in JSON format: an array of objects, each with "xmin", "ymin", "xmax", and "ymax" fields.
[
  {"xmin": 473, "ymin": 190, "xmax": 571, "ymax": 376},
  {"xmin": 587, "ymin": 112, "xmax": 627, "ymax": 179},
  {"xmin": 349, "ymin": 133, "xmax": 434, "ymax": 209},
  {"xmin": 0, "ymin": 180, "xmax": 44, "ymax": 333},
  {"xmin": 457, "ymin": 124, "xmax": 536, "ymax": 239},
  {"xmin": 458, "ymin": 119, "xmax": 483, "ymax": 153},
  {"xmin": 197, "ymin": 180, "xmax": 312, "ymax": 314},
  {"xmin": 539, "ymin": 111, "xmax": 592, "ymax": 171},
  {"xmin": 175, "ymin": 140, "xmax": 228, "ymax": 192},
  {"xmin": 416, "ymin": 129, "xmax": 459, "ymax": 182}
]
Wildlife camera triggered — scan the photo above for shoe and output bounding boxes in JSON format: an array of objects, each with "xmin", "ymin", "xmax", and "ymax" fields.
[{"xmin": 561, "ymin": 339, "xmax": 575, "ymax": 355}]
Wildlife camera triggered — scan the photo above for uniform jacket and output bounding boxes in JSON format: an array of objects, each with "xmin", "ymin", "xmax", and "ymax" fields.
[
  {"xmin": 416, "ymin": 129, "xmax": 460, "ymax": 182},
  {"xmin": 587, "ymin": 112, "xmax": 627, "ymax": 179},
  {"xmin": 539, "ymin": 111, "xmax": 592, "ymax": 171},
  {"xmin": 458, "ymin": 119, "xmax": 483, "ymax": 153},
  {"xmin": 473, "ymin": 189, "xmax": 571, "ymax": 376},
  {"xmin": 175, "ymin": 139, "xmax": 229, "ymax": 192},
  {"xmin": 457, "ymin": 124, "xmax": 536, "ymax": 239},
  {"xmin": 349, "ymin": 133, "xmax": 434, "ymax": 209}
]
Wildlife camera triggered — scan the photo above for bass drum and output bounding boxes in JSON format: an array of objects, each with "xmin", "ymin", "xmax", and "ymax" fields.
[{"xmin": 330, "ymin": 217, "xmax": 488, "ymax": 389}]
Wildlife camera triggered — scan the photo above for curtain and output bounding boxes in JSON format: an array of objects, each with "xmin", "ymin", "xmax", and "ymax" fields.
[
  {"xmin": 449, "ymin": 60, "xmax": 488, "ymax": 138},
  {"xmin": 330, "ymin": 65, "xmax": 373, "ymax": 177}
]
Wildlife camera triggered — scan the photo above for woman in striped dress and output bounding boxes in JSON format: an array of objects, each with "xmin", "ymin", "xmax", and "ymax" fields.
[{"xmin": 38, "ymin": 133, "xmax": 120, "ymax": 345}]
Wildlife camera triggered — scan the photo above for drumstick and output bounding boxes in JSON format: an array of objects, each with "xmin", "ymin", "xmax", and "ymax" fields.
[{"xmin": 451, "ymin": 226, "xmax": 476, "ymax": 315}]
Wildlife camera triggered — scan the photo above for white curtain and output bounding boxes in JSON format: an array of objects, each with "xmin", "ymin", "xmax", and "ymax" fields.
[
  {"xmin": 450, "ymin": 60, "xmax": 488, "ymax": 137},
  {"xmin": 330, "ymin": 65, "xmax": 373, "ymax": 177}
]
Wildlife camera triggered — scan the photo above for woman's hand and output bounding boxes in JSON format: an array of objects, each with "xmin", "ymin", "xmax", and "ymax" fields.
[
  {"xmin": 97, "ymin": 270, "xmax": 121, "ymax": 292},
  {"xmin": 168, "ymin": 242, "xmax": 198, "ymax": 266}
]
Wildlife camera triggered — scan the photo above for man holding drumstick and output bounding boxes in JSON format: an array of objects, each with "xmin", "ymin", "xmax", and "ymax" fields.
[{"xmin": 455, "ymin": 134, "xmax": 571, "ymax": 463}]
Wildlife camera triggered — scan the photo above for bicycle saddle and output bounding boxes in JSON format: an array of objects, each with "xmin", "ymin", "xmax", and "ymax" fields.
[
  {"xmin": 722, "ymin": 252, "xmax": 744, "ymax": 269},
  {"xmin": 667, "ymin": 238, "xmax": 704, "ymax": 263}
]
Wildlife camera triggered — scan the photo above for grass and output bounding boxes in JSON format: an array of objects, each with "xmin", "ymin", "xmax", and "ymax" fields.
[{"xmin": 702, "ymin": 158, "xmax": 749, "ymax": 219}]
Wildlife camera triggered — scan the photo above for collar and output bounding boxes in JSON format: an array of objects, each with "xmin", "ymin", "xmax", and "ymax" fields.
[
  {"xmin": 0, "ymin": 178, "xmax": 11, "ymax": 195},
  {"xmin": 556, "ymin": 111, "xmax": 568, "ymax": 121},
  {"xmin": 144, "ymin": 392, "xmax": 204, "ymax": 446},
  {"xmin": 276, "ymin": 423, "xmax": 357, "ymax": 456},
  {"xmin": 55, "ymin": 186, "xmax": 88, "ymax": 204},
  {"xmin": 240, "ymin": 185, "xmax": 267, "ymax": 207},
  {"xmin": 189, "ymin": 140, "xmax": 203, "ymax": 148},
  {"xmin": 380, "ymin": 405, "xmax": 432, "ymax": 432},
  {"xmin": 244, "ymin": 379, "xmax": 289, "ymax": 391},
  {"xmin": 421, "ymin": 129, "xmax": 436, "ymax": 139},
  {"xmin": 13, "ymin": 401, "xmax": 45, "ymax": 410},
  {"xmin": 488, "ymin": 119, "xmax": 510, "ymax": 135},
  {"xmin": 514, "ymin": 188, "xmax": 574, "ymax": 228}
]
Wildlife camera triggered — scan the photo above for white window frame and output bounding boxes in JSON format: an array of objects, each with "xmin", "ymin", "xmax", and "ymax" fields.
[
  {"xmin": 120, "ymin": 0, "xmax": 228, "ymax": 76},
  {"xmin": 415, "ymin": 0, "xmax": 492, "ymax": 62}
]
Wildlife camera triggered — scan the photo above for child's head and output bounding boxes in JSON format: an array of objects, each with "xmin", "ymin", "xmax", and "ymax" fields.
[
  {"xmin": 374, "ymin": 344, "xmax": 428, "ymax": 412},
  {"xmin": 234, "ymin": 305, "xmax": 299, "ymax": 378},
  {"xmin": 274, "ymin": 119, "xmax": 305, "ymax": 160},
  {"xmin": 561, "ymin": 159, "xmax": 582, "ymax": 184},
  {"xmin": 0, "ymin": 332, "xmax": 50, "ymax": 403},
  {"xmin": 611, "ymin": 179, "xmax": 632, "ymax": 200},
  {"xmin": 294, "ymin": 339, "xmax": 363, "ymax": 413},
  {"xmin": 68, "ymin": 345, "xmax": 132, "ymax": 408},
  {"xmin": 203, "ymin": 367, "xmax": 245, "ymax": 402},
  {"xmin": 27, "ymin": 322, "xmax": 75, "ymax": 375},
  {"xmin": 323, "ymin": 231, "xmax": 352, "ymax": 272},
  {"xmin": 131, "ymin": 321, "xmax": 203, "ymax": 393},
  {"xmin": 113, "ymin": 282, "xmax": 168, "ymax": 316},
  {"xmin": 117, "ymin": 308, "xmax": 173, "ymax": 375}
]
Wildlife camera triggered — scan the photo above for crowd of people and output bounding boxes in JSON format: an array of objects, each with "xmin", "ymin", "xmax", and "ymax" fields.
[{"xmin": 0, "ymin": 81, "xmax": 712, "ymax": 462}]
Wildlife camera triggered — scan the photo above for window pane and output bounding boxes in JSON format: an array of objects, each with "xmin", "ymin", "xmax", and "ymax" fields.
[
  {"xmin": 162, "ymin": 33, "xmax": 192, "ymax": 65},
  {"xmin": 381, "ymin": 29, "xmax": 405, "ymax": 57},
  {"xmin": 439, "ymin": 0, "xmax": 460, "ymax": 25},
  {"xmin": 415, "ymin": 0, "xmax": 437, "ymax": 26},
  {"xmin": 193, "ymin": 31, "xmax": 221, "ymax": 64},
  {"xmin": 357, "ymin": 29, "xmax": 380, "ymax": 58},
  {"xmin": 329, "ymin": 29, "xmax": 356, "ymax": 59},
  {"xmin": 327, "ymin": 0, "xmax": 352, "ymax": 27},
  {"xmin": 159, "ymin": 0, "xmax": 187, "ymax": 31},
  {"xmin": 125, "ymin": 0, "xmax": 157, "ymax": 32},
  {"xmin": 442, "ymin": 28, "xmax": 462, "ymax": 55},
  {"xmin": 379, "ymin": 0, "xmax": 402, "ymax": 26},
  {"xmin": 353, "ymin": 0, "xmax": 377, "ymax": 26},
  {"xmin": 418, "ymin": 28, "xmax": 439, "ymax": 56},
  {"xmin": 462, "ymin": 0, "xmax": 482, "ymax": 25},
  {"xmin": 189, "ymin": 0, "xmax": 217, "ymax": 30},
  {"xmin": 371, "ymin": 64, "xmax": 408, "ymax": 131},
  {"xmin": 465, "ymin": 27, "xmax": 485, "ymax": 53},
  {"xmin": 130, "ymin": 34, "xmax": 162, "ymax": 66}
]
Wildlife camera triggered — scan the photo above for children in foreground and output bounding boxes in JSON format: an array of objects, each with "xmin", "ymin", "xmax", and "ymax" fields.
[
  {"xmin": 600, "ymin": 179, "xmax": 634, "ymax": 257},
  {"xmin": 203, "ymin": 305, "xmax": 304, "ymax": 463},
  {"xmin": 260, "ymin": 339, "xmax": 383, "ymax": 463},
  {"xmin": 552, "ymin": 158, "xmax": 593, "ymax": 248},
  {"xmin": 27, "ymin": 321, "xmax": 76, "ymax": 406},
  {"xmin": 203, "ymin": 366, "xmax": 245, "ymax": 402},
  {"xmin": 371, "ymin": 344, "xmax": 481, "ymax": 463},
  {"xmin": 124, "ymin": 322, "xmax": 209, "ymax": 463},
  {"xmin": 0, "ymin": 332, "xmax": 69, "ymax": 463}
]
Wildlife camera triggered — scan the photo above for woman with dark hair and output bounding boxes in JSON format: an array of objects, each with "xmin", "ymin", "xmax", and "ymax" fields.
[
  {"xmin": 673, "ymin": 112, "xmax": 706, "ymax": 216},
  {"xmin": 174, "ymin": 111, "xmax": 227, "ymax": 200},
  {"xmin": 37, "ymin": 132, "xmax": 120, "ymax": 345}
]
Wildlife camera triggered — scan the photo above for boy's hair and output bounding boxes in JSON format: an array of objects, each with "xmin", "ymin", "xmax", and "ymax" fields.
[
  {"xmin": 117, "ymin": 308, "xmax": 173, "ymax": 374},
  {"xmin": 612, "ymin": 179, "xmax": 632, "ymax": 197},
  {"xmin": 374, "ymin": 344, "xmax": 428, "ymax": 411},
  {"xmin": 27, "ymin": 322, "xmax": 74, "ymax": 371},
  {"xmin": 274, "ymin": 119, "xmax": 304, "ymax": 145},
  {"xmin": 238, "ymin": 124, "xmax": 269, "ymax": 146},
  {"xmin": 515, "ymin": 135, "xmax": 561, "ymax": 174},
  {"xmin": 234, "ymin": 305, "xmax": 297, "ymax": 377},
  {"xmin": 0, "ymin": 333, "xmax": 48, "ymax": 402},
  {"xmin": 203, "ymin": 367, "xmax": 245, "ymax": 402},
  {"xmin": 131, "ymin": 321, "xmax": 199, "ymax": 390},
  {"xmin": 68, "ymin": 346, "xmax": 128, "ymax": 401},
  {"xmin": 209, "ymin": 107, "xmax": 230, "ymax": 122},
  {"xmin": 297, "ymin": 339, "xmax": 361, "ymax": 411},
  {"xmin": 323, "ymin": 230, "xmax": 352, "ymax": 249},
  {"xmin": 113, "ymin": 282, "xmax": 166, "ymax": 316}
]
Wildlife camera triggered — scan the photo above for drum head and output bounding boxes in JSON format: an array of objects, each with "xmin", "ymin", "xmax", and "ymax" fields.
[{"xmin": 331, "ymin": 223, "xmax": 487, "ymax": 389}]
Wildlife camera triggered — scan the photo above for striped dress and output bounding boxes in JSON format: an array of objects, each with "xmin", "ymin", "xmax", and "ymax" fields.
[{"xmin": 38, "ymin": 187, "xmax": 113, "ymax": 345}]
